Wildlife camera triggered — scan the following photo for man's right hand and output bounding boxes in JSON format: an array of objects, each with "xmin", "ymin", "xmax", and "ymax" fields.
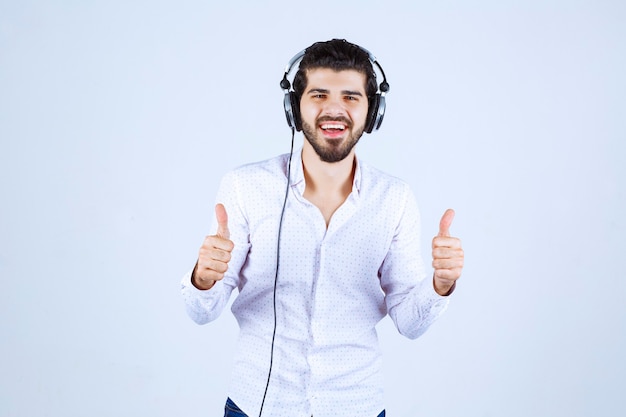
[{"xmin": 192, "ymin": 203, "xmax": 234, "ymax": 290}]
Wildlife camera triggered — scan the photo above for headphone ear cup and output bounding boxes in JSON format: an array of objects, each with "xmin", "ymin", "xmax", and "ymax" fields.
[
  {"xmin": 373, "ymin": 93, "xmax": 385, "ymax": 131},
  {"xmin": 289, "ymin": 91, "xmax": 302, "ymax": 131},
  {"xmin": 365, "ymin": 94, "xmax": 381, "ymax": 134},
  {"xmin": 283, "ymin": 92, "xmax": 295, "ymax": 130}
]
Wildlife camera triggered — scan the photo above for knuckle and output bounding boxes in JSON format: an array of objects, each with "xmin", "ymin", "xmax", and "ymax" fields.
[{"xmin": 213, "ymin": 261, "xmax": 228, "ymax": 274}]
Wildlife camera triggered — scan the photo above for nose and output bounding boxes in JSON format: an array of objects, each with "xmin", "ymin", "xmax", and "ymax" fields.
[{"xmin": 321, "ymin": 95, "xmax": 347, "ymax": 117}]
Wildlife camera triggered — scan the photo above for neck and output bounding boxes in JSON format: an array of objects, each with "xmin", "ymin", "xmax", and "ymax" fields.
[{"xmin": 301, "ymin": 141, "xmax": 356, "ymax": 195}]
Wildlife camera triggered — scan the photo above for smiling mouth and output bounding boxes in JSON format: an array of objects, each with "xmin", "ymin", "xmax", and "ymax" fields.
[{"xmin": 320, "ymin": 123, "xmax": 346, "ymax": 132}]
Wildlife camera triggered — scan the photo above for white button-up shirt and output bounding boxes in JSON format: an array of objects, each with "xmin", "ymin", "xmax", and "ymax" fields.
[{"xmin": 181, "ymin": 149, "xmax": 450, "ymax": 417}]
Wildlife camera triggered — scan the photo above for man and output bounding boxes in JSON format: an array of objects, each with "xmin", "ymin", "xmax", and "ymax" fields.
[{"xmin": 181, "ymin": 39, "xmax": 464, "ymax": 417}]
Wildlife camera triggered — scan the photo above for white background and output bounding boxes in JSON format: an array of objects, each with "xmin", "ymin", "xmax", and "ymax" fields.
[{"xmin": 1, "ymin": 1, "xmax": 624, "ymax": 416}]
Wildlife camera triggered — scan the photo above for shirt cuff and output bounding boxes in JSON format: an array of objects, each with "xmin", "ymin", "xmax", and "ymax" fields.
[
  {"xmin": 181, "ymin": 269, "xmax": 222, "ymax": 296},
  {"xmin": 417, "ymin": 278, "xmax": 450, "ymax": 315}
]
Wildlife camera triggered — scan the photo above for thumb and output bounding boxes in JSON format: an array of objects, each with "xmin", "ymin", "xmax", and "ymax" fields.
[
  {"xmin": 215, "ymin": 203, "xmax": 230, "ymax": 239},
  {"xmin": 438, "ymin": 208, "xmax": 455, "ymax": 237}
]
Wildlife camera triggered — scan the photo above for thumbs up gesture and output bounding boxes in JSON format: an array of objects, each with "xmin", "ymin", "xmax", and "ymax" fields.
[
  {"xmin": 192, "ymin": 203, "xmax": 235, "ymax": 290},
  {"xmin": 432, "ymin": 209, "xmax": 464, "ymax": 296}
]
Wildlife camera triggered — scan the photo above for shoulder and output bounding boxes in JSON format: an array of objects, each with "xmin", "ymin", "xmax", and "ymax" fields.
[
  {"xmin": 216, "ymin": 153, "xmax": 292, "ymax": 222},
  {"xmin": 357, "ymin": 158, "xmax": 421, "ymax": 232},
  {"xmin": 358, "ymin": 158, "xmax": 413, "ymax": 197},
  {"xmin": 218, "ymin": 154, "xmax": 291, "ymax": 206}
]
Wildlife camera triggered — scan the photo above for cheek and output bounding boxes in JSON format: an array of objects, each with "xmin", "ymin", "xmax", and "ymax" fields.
[
  {"xmin": 302, "ymin": 106, "xmax": 317, "ymax": 120},
  {"xmin": 299, "ymin": 102, "xmax": 319, "ymax": 122},
  {"xmin": 351, "ymin": 104, "xmax": 369, "ymax": 125}
]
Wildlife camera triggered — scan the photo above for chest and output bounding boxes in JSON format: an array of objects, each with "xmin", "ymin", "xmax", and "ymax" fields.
[{"xmin": 302, "ymin": 191, "xmax": 348, "ymax": 227}]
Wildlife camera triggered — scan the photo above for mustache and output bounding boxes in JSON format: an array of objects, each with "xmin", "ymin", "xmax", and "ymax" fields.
[{"xmin": 316, "ymin": 115, "xmax": 353, "ymax": 128}]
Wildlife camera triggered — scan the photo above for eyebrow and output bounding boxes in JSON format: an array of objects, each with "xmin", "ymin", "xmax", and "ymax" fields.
[{"xmin": 307, "ymin": 88, "xmax": 364, "ymax": 96}]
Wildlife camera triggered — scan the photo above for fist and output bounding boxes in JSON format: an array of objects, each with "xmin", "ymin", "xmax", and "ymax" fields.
[
  {"xmin": 192, "ymin": 203, "xmax": 234, "ymax": 290},
  {"xmin": 432, "ymin": 209, "xmax": 464, "ymax": 296}
]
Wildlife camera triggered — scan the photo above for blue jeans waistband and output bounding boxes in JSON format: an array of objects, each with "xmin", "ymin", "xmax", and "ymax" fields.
[{"xmin": 224, "ymin": 397, "xmax": 386, "ymax": 417}]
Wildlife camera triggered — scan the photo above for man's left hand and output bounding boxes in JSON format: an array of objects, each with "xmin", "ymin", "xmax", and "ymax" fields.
[{"xmin": 432, "ymin": 209, "xmax": 464, "ymax": 296}]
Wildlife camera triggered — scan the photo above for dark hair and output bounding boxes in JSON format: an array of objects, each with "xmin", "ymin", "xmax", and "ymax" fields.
[{"xmin": 292, "ymin": 39, "xmax": 378, "ymax": 101}]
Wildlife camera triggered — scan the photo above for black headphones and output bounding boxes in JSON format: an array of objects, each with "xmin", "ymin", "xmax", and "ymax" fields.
[{"xmin": 279, "ymin": 45, "xmax": 390, "ymax": 134}]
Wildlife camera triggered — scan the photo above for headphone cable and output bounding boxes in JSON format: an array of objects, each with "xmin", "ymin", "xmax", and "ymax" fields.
[{"xmin": 258, "ymin": 127, "xmax": 295, "ymax": 417}]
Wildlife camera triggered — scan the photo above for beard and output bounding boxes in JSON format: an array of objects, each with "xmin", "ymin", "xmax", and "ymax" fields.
[{"xmin": 301, "ymin": 116, "xmax": 365, "ymax": 163}]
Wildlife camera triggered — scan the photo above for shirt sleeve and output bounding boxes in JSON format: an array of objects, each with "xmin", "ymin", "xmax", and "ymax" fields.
[
  {"xmin": 180, "ymin": 170, "xmax": 251, "ymax": 325},
  {"xmin": 180, "ymin": 269, "xmax": 235, "ymax": 324},
  {"xmin": 379, "ymin": 185, "xmax": 450, "ymax": 340}
]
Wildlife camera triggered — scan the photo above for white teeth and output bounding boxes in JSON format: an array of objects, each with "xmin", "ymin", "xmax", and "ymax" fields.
[{"xmin": 321, "ymin": 123, "xmax": 345, "ymax": 130}]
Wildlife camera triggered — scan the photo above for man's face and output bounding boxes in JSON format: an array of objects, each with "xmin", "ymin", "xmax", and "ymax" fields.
[{"xmin": 299, "ymin": 68, "xmax": 369, "ymax": 163}]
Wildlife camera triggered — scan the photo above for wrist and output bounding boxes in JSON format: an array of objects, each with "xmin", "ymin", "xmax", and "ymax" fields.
[
  {"xmin": 433, "ymin": 276, "xmax": 456, "ymax": 296},
  {"xmin": 191, "ymin": 262, "xmax": 216, "ymax": 290}
]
